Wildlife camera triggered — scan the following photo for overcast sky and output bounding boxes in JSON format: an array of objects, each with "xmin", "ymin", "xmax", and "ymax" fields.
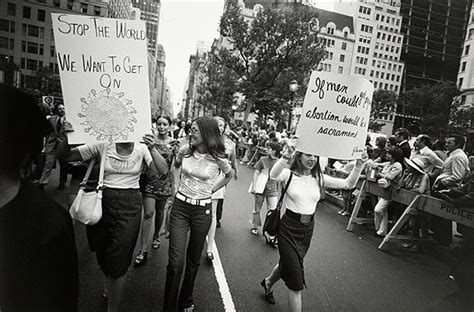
[{"xmin": 158, "ymin": 0, "xmax": 336, "ymax": 117}]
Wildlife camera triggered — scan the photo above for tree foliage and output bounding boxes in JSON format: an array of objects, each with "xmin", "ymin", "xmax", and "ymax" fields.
[
  {"xmin": 197, "ymin": 53, "xmax": 239, "ymax": 120},
  {"xmin": 0, "ymin": 59, "xmax": 19, "ymax": 86},
  {"xmin": 402, "ymin": 82, "xmax": 462, "ymax": 138},
  {"xmin": 36, "ymin": 66, "xmax": 62, "ymax": 96},
  {"xmin": 370, "ymin": 89, "xmax": 397, "ymax": 132},
  {"xmin": 214, "ymin": 0, "xmax": 325, "ymax": 122}
]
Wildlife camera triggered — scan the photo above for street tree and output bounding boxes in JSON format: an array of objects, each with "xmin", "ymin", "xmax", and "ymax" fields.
[
  {"xmin": 197, "ymin": 53, "xmax": 238, "ymax": 120},
  {"xmin": 370, "ymin": 89, "xmax": 397, "ymax": 132},
  {"xmin": 36, "ymin": 66, "xmax": 62, "ymax": 96},
  {"xmin": 402, "ymin": 82, "xmax": 461, "ymax": 138},
  {"xmin": 215, "ymin": 0, "xmax": 325, "ymax": 123},
  {"xmin": 0, "ymin": 59, "xmax": 19, "ymax": 86}
]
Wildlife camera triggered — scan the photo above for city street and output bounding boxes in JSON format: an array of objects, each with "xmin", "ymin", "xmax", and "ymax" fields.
[{"xmin": 44, "ymin": 162, "xmax": 457, "ymax": 312}]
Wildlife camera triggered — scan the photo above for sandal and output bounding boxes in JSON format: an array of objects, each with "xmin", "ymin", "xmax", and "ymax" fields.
[
  {"xmin": 206, "ymin": 252, "xmax": 214, "ymax": 262},
  {"xmin": 152, "ymin": 238, "xmax": 161, "ymax": 249},
  {"xmin": 260, "ymin": 278, "xmax": 275, "ymax": 304},
  {"xmin": 134, "ymin": 251, "xmax": 148, "ymax": 267}
]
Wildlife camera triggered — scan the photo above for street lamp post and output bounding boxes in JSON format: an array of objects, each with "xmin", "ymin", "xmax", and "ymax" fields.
[{"xmin": 288, "ymin": 80, "xmax": 299, "ymax": 131}]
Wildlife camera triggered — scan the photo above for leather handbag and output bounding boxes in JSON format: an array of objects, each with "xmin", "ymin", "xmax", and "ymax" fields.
[
  {"xmin": 69, "ymin": 148, "xmax": 106, "ymax": 225},
  {"xmin": 263, "ymin": 172, "xmax": 293, "ymax": 237}
]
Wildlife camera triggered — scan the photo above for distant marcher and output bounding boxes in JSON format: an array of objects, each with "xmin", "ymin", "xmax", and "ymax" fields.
[{"xmin": 0, "ymin": 84, "xmax": 78, "ymax": 312}]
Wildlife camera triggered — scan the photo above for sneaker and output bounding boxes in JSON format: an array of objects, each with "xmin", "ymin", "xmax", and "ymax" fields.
[
  {"xmin": 342, "ymin": 211, "xmax": 351, "ymax": 216},
  {"xmin": 376, "ymin": 230, "xmax": 385, "ymax": 237},
  {"xmin": 251, "ymin": 228, "xmax": 258, "ymax": 235}
]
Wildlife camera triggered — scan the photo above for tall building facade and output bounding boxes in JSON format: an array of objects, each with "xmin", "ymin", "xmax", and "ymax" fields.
[
  {"xmin": 399, "ymin": 0, "xmax": 472, "ymax": 89},
  {"xmin": 0, "ymin": 0, "xmax": 108, "ymax": 89},
  {"xmin": 183, "ymin": 41, "xmax": 211, "ymax": 120},
  {"xmin": 106, "ymin": 0, "xmax": 132, "ymax": 19},
  {"xmin": 131, "ymin": 0, "xmax": 159, "ymax": 57},
  {"xmin": 457, "ymin": 2, "xmax": 474, "ymax": 128}
]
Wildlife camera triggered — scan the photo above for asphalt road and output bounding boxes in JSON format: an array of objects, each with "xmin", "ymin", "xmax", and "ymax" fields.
[{"xmin": 44, "ymin": 162, "xmax": 457, "ymax": 312}]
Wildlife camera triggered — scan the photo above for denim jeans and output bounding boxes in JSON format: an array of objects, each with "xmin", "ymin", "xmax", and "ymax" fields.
[{"xmin": 164, "ymin": 197, "xmax": 212, "ymax": 311}]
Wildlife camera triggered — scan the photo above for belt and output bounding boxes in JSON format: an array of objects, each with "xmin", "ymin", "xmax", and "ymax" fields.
[
  {"xmin": 285, "ymin": 209, "xmax": 314, "ymax": 225},
  {"xmin": 176, "ymin": 192, "xmax": 211, "ymax": 206}
]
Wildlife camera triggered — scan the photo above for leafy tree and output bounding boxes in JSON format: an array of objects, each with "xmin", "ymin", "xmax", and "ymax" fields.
[
  {"xmin": 197, "ymin": 53, "xmax": 238, "ymax": 120},
  {"xmin": 402, "ymin": 82, "xmax": 461, "ymax": 138},
  {"xmin": 370, "ymin": 89, "xmax": 397, "ymax": 132},
  {"xmin": 215, "ymin": 0, "xmax": 325, "ymax": 123},
  {"xmin": 0, "ymin": 59, "xmax": 19, "ymax": 86},
  {"xmin": 36, "ymin": 66, "xmax": 62, "ymax": 96}
]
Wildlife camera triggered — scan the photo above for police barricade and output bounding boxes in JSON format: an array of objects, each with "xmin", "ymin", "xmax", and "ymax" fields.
[{"xmin": 346, "ymin": 180, "xmax": 474, "ymax": 250}]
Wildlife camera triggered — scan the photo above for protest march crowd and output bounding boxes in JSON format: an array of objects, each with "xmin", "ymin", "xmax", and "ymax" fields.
[{"xmin": 1, "ymin": 83, "xmax": 474, "ymax": 312}]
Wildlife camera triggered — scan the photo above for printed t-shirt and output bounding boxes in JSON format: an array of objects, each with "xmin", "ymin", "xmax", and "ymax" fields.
[
  {"xmin": 177, "ymin": 145, "xmax": 231, "ymax": 199},
  {"xmin": 77, "ymin": 143, "xmax": 152, "ymax": 189}
]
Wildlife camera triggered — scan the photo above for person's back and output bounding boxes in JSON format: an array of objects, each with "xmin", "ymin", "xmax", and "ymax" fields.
[{"xmin": 0, "ymin": 83, "xmax": 78, "ymax": 312}]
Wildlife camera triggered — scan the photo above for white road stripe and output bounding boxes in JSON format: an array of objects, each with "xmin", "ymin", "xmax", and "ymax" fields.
[{"xmin": 208, "ymin": 240, "xmax": 236, "ymax": 311}]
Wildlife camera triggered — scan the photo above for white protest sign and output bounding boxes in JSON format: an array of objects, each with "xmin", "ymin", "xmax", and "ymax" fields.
[
  {"xmin": 52, "ymin": 13, "xmax": 151, "ymax": 144},
  {"xmin": 295, "ymin": 71, "xmax": 373, "ymax": 159}
]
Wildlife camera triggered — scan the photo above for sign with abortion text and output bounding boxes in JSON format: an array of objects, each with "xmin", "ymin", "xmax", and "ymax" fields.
[
  {"xmin": 52, "ymin": 13, "xmax": 151, "ymax": 144},
  {"xmin": 295, "ymin": 71, "xmax": 373, "ymax": 159}
]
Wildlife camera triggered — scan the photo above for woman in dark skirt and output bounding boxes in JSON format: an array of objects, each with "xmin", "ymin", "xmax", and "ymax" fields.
[
  {"xmin": 62, "ymin": 137, "xmax": 168, "ymax": 312},
  {"xmin": 261, "ymin": 145, "xmax": 367, "ymax": 311}
]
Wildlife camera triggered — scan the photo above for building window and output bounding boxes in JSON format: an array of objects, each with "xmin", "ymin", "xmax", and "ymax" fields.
[
  {"xmin": 0, "ymin": 37, "xmax": 9, "ymax": 49},
  {"xmin": 50, "ymin": 46, "xmax": 55, "ymax": 57},
  {"xmin": 461, "ymin": 62, "xmax": 467, "ymax": 72},
  {"xmin": 327, "ymin": 27, "xmax": 334, "ymax": 35},
  {"xmin": 339, "ymin": 54, "xmax": 345, "ymax": 62},
  {"xmin": 374, "ymin": 81, "xmax": 378, "ymax": 88},
  {"xmin": 459, "ymin": 78, "xmax": 463, "ymax": 88},
  {"xmin": 37, "ymin": 9, "xmax": 45, "ymax": 22},
  {"xmin": 341, "ymin": 42, "xmax": 347, "ymax": 50},
  {"xmin": 81, "ymin": 4, "xmax": 88, "ymax": 13},
  {"xmin": 26, "ymin": 59, "xmax": 37, "ymax": 70},
  {"xmin": 53, "ymin": 0, "xmax": 61, "ymax": 8},
  {"xmin": 338, "ymin": 66, "xmax": 343, "ymax": 74},
  {"xmin": 7, "ymin": 2, "xmax": 16, "ymax": 16},
  {"xmin": 94, "ymin": 6, "xmax": 101, "ymax": 16},
  {"xmin": 0, "ymin": 19, "xmax": 8, "ymax": 32},
  {"xmin": 465, "ymin": 45, "xmax": 470, "ymax": 56},
  {"xmin": 67, "ymin": 0, "xmax": 73, "ymax": 9},
  {"xmin": 23, "ymin": 6, "xmax": 31, "ymax": 19}
]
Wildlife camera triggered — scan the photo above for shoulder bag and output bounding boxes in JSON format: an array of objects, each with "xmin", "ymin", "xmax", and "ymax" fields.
[
  {"xmin": 69, "ymin": 148, "xmax": 106, "ymax": 225},
  {"xmin": 263, "ymin": 172, "xmax": 293, "ymax": 237}
]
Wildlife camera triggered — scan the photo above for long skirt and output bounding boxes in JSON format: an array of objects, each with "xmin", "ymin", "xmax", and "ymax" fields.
[{"xmin": 278, "ymin": 212, "xmax": 314, "ymax": 291}]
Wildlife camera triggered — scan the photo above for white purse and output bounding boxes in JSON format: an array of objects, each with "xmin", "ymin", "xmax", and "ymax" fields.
[{"xmin": 69, "ymin": 149, "xmax": 106, "ymax": 225}]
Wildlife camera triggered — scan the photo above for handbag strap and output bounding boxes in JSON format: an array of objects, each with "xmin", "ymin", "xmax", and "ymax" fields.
[
  {"xmin": 276, "ymin": 172, "xmax": 293, "ymax": 210},
  {"xmin": 97, "ymin": 146, "xmax": 107, "ymax": 190},
  {"xmin": 80, "ymin": 158, "xmax": 95, "ymax": 186}
]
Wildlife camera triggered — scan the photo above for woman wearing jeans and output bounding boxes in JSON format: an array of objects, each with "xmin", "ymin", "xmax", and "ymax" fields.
[{"xmin": 165, "ymin": 116, "xmax": 234, "ymax": 312}]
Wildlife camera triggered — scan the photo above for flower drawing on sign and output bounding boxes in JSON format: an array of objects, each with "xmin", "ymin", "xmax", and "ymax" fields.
[{"xmin": 78, "ymin": 88, "xmax": 137, "ymax": 142}]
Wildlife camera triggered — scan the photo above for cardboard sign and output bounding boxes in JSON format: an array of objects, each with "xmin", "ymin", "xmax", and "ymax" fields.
[
  {"xmin": 295, "ymin": 71, "xmax": 373, "ymax": 159},
  {"xmin": 52, "ymin": 13, "xmax": 151, "ymax": 144}
]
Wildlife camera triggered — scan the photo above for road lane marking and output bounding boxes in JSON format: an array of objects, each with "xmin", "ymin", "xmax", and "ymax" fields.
[{"xmin": 208, "ymin": 240, "xmax": 236, "ymax": 311}]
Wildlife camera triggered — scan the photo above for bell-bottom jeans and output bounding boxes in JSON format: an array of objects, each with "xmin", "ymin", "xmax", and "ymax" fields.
[{"xmin": 164, "ymin": 197, "xmax": 212, "ymax": 311}]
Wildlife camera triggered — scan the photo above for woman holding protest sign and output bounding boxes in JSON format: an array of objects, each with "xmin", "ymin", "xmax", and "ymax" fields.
[
  {"xmin": 59, "ymin": 137, "xmax": 168, "ymax": 312},
  {"xmin": 260, "ymin": 145, "xmax": 367, "ymax": 312}
]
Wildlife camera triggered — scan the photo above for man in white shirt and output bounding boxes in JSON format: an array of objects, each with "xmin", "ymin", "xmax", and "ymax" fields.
[
  {"xmin": 433, "ymin": 135, "xmax": 470, "ymax": 191},
  {"xmin": 411, "ymin": 134, "xmax": 444, "ymax": 181}
]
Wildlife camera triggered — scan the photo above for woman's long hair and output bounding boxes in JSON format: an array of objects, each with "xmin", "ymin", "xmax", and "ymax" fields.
[
  {"xmin": 289, "ymin": 152, "xmax": 325, "ymax": 196},
  {"xmin": 185, "ymin": 116, "xmax": 225, "ymax": 160}
]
